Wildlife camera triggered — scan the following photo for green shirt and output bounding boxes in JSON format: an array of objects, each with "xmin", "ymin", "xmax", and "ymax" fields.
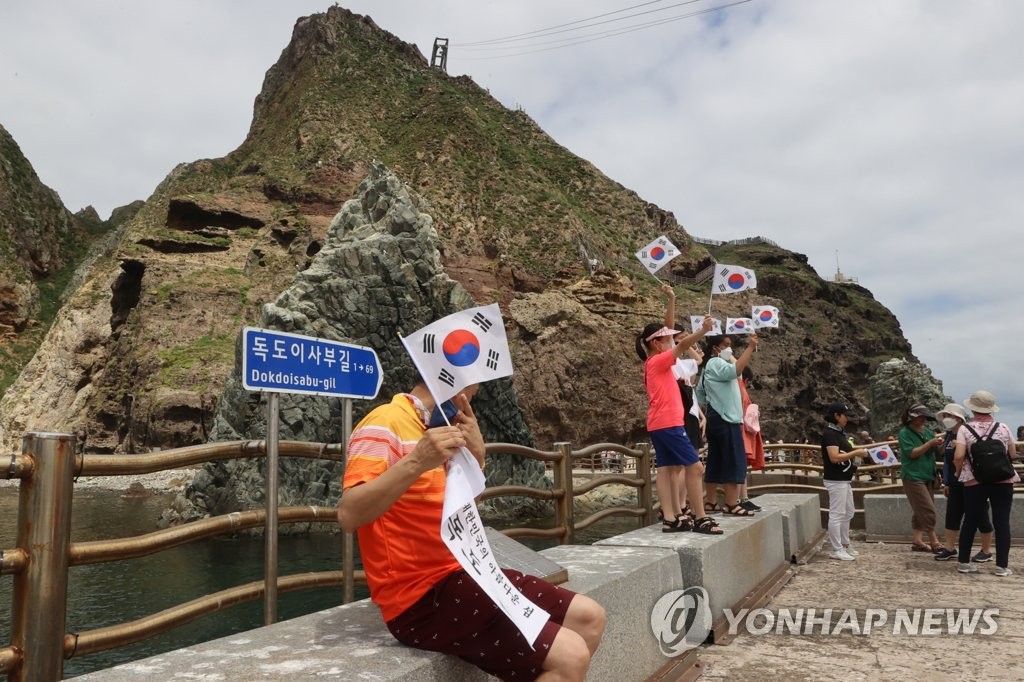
[
  {"xmin": 695, "ymin": 357, "xmax": 742, "ymax": 423},
  {"xmin": 898, "ymin": 425, "xmax": 940, "ymax": 482}
]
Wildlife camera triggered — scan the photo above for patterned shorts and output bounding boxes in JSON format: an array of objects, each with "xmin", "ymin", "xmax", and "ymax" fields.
[{"xmin": 386, "ymin": 569, "xmax": 576, "ymax": 680}]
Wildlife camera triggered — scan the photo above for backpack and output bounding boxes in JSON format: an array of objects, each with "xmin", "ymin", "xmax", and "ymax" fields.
[{"xmin": 962, "ymin": 422, "xmax": 1015, "ymax": 484}]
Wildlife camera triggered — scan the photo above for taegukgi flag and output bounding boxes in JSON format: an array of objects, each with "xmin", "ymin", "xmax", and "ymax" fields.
[
  {"xmin": 726, "ymin": 317, "xmax": 755, "ymax": 334},
  {"xmin": 401, "ymin": 303, "xmax": 513, "ymax": 405},
  {"xmin": 868, "ymin": 444, "xmax": 899, "ymax": 466},
  {"xmin": 751, "ymin": 305, "xmax": 780, "ymax": 329},
  {"xmin": 635, "ymin": 235, "xmax": 680, "ymax": 274},
  {"xmin": 712, "ymin": 264, "xmax": 757, "ymax": 294},
  {"xmin": 690, "ymin": 315, "xmax": 722, "ymax": 335}
]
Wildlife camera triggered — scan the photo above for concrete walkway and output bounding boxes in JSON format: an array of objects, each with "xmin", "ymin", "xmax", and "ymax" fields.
[{"xmin": 698, "ymin": 537, "xmax": 1023, "ymax": 681}]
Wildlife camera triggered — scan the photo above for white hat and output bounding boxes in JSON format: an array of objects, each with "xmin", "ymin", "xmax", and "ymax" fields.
[
  {"xmin": 936, "ymin": 403, "xmax": 969, "ymax": 422},
  {"xmin": 963, "ymin": 390, "xmax": 999, "ymax": 414},
  {"xmin": 644, "ymin": 326, "xmax": 677, "ymax": 342}
]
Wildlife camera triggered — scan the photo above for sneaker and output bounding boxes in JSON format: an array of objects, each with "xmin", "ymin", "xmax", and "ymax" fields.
[
  {"xmin": 957, "ymin": 563, "xmax": 979, "ymax": 574},
  {"xmin": 843, "ymin": 546, "xmax": 860, "ymax": 557},
  {"xmin": 994, "ymin": 566, "xmax": 1013, "ymax": 577},
  {"xmin": 972, "ymin": 551, "xmax": 993, "ymax": 563},
  {"xmin": 829, "ymin": 549, "xmax": 856, "ymax": 561},
  {"xmin": 933, "ymin": 548, "xmax": 958, "ymax": 561}
]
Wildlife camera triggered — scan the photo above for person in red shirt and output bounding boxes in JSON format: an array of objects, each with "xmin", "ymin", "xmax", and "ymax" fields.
[
  {"xmin": 635, "ymin": 285, "xmax": 721, "ymax": 534},
  {"xmin": 339, "ymin": 384, "xmax": 606, "ymax": 681}
]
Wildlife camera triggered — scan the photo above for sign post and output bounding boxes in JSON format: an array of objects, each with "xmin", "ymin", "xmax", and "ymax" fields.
[{"xmin": 242, "ymin": 327, "xmax": 382, "ymax": 624}]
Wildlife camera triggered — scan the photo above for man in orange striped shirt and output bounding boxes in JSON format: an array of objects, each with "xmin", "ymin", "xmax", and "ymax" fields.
[{"xmin": 339, "ymin": 382, "xmax": 605, "ymax": 681}]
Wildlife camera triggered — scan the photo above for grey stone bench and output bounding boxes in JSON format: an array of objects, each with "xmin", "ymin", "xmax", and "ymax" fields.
[
  {"xmin": 864, "ymin": 492, "xmax": 1024, "ymax": 542},
  {"xmin": 752, "ymin": 493, "xmax": 826, "ymax": 562},
  {"xmin": 594, "ymin": 504, "xmax": 802, "ymax": 643},
  {"xmin": 77, "ymin": 543, "xmax": 684, "ymax": 681}
]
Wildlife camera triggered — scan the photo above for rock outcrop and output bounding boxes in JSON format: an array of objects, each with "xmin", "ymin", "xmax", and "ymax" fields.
[
  {"xmin": 868, "ymin": 358, "xmax": 951, "ymax": 438},
  {"xmin": 169, "ymin": 164, "xmax": 544, "ymax": 525},
  {"xmin": 0, "ymin": 124, "xmax": 116, "ymax": 402}
]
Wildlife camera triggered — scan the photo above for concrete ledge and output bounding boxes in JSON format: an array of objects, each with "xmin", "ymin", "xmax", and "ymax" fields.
[
  {"xmin": 865, "ymin": 493, "xmax": 1024, "ymax": 541},
  {"xmin": 752, "ymin": 493, "xmax": 824, "ymax": 562},
  {"xmin": 77, "ymin": 545, "xmax": 683, "ymax": 681},
  {"xmin": 541, "ymin": 545, "xmax": 683, "ymax": 681},
  {"xmin": 594, "ymin": 509, "xmax": 787, "ymax": 640}
]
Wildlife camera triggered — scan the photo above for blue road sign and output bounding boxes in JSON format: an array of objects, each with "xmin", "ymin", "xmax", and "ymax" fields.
[{"xmin": 242, "ymin": 327, "xmax": 383, "ymax": 399}]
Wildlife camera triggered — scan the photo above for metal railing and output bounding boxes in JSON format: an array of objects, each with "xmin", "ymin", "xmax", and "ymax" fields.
[
  {"xmin": 747, "ymin": 442, "xmax": 1024, "ymax": 516},
  {"xmin": 0, "ymin": 432, "xmax": 655, "ymax": 679},
  {"xmin": 4, "ymin": 431, "xmax": 1020, "ymax": 678}
]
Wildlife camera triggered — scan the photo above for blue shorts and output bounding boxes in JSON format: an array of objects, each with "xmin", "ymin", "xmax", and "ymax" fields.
[{"xmin": 650, "ymin": 426, "xmax": 700, "ymax": 467}]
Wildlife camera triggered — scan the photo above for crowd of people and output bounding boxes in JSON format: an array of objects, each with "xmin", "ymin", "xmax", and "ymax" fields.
[
  {"xmin": 332, "ymin": 293, "xmax": 1020, "ymax": 680},
  {"xmin": 634, "ymin": 285, "xmax": 769, "ymax": 535},
  {"xmin": 631, "ymin": 287, "xmax": 1020, "ymax": 578},
  {"xmin": 820, "ymin": 390, "xmax": 1019, "ymax": 576}
]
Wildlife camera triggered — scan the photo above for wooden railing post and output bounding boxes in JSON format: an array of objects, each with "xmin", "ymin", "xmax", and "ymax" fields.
[
  {"xmin": 553, "ymin": 442, "xmax": 574, "ymax": 545},
  {"xmin": 10, "ymin": 432, "xmax": 77, "ymax": 682},
  {"xmin": 638, "ymin": 442, "xmax": 654, "ymax": 527}
]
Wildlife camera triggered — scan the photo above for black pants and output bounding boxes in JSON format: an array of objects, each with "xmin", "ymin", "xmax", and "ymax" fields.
[
  {"xmin": 958, "ymin": 483, "xmax": 1013, "ymax": 568},
  {"xmin": 945, "ymin": 482, "xmax": 993, "ymax": 533}
]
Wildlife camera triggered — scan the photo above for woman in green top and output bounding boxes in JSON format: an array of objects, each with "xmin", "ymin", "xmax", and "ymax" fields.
[{"xmin": 898, "ymin": 402, "xmax": 945, "ymax": 552}]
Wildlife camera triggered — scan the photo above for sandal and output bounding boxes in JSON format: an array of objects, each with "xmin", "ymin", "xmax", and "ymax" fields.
[
  {"xmin": 704, "ymin": 501, "xmax": 724, "ymax": 514},
  {"xmin": 910, "ymin": 543, "xmax": 932, "ymax": 552},
  {"xmin": 693, "ymin": 516, "xmax": 723, "ymax": 535},
  {"xmin": 723, "ymin": 503, "xmax": 755, "ymax": 517},
  {"xmin": 662, "ymin": 518, "xmax": 690, "ymax": 533}
]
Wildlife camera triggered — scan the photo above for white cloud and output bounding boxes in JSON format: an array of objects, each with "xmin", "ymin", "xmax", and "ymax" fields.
[{"xmin": 1, "ymin": 0, "xmax": 1022, "ymax": 430}]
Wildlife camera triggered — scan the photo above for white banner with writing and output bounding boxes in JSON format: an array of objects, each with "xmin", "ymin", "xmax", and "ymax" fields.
[{"xmin": 442, "ymin": 448, "xmax": 550, "ymax": 645}]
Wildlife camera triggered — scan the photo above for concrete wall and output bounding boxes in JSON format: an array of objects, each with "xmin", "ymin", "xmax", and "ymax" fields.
[
  {"xmin": 864, "ymin": 492, "xmax": 1024, "ymax": 541},
  {"xmin": 79, "ymin": 501, "xmax": 823, "ymax": 681}
]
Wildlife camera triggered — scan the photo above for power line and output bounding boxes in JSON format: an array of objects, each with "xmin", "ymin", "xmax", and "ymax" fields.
[
  {"xmin": 456, "ymin": 0, "xmax": 678, "ymax": 47},
  {"xmin": 457, "ymin": 0, "xmax": 752, "ymax": 61}
]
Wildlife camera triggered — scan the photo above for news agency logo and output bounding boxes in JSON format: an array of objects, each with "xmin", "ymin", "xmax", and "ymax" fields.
[
  {"xmin": 649, "ymin": 586, "xmax": 713, "ymax": 656},
  {"xmin": 723, "ymin": 607, "xmax": 999, "ymax": 637}
]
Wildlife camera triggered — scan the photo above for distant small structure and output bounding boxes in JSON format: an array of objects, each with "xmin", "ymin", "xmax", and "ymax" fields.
[
  {"xmin": 431, "ymin": 38, "xmax": 449, "ymax": 72},
  {"xmin": 832, "ymin": 249, "xmax": 858, "ymax": 284}
]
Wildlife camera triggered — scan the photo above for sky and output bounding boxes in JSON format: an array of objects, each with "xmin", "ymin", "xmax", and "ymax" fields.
[{"xmin": 2, "ymin": 0, "xmax": 1022, "ymax": 434}]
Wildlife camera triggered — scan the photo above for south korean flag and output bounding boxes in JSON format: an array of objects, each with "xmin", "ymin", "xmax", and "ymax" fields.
[
  {"xmin": 726, "ymin": 317, "xmax": 755, "ymax": 334},
  {"xmin": 635, "ymin": 235, "xmax": 680, "ymax": 274},
  {"xmin": 401, "ymin": 303, "xmax": 514, "ymax": 404},
  {"xmin": 751, "ymin": 305, "xmax": 780, "ymax": 329},
  {"xmin": 690, "ymin": 315, "xmax": 723, "ymax": 335}
]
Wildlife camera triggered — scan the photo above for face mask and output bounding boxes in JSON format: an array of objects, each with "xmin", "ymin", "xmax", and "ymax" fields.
[
  {"xmin": 718, "ymin": 347, "xmax": 735, "ymax": 363},
  {"xmin": 941, "ymin": 417, "xmax": 957, "ymax": 430},
  {"xmin": 428, "ymin": 400, "xmax": 459, "ymax": 428}
]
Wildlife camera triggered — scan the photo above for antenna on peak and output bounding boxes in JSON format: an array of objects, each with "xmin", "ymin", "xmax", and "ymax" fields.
[{"xmin": 431, "ymin": 38, "xmax": 449, "ymax": 72}]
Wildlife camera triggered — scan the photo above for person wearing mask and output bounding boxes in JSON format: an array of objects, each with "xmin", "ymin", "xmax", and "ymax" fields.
[
  {"xmin": 933, "ymin": 403, "xmax": 993, "ymax": 562},
  {"xmin": 954, "ymin": 390, "xmax": 1019, "ymax": 576},
  {"xmin": 696, "ymin": 333, "xmax": 760, "ymax": 516},
  {"xmin": 821, "ymin": 402, "xmax": 868, "ymax": 560},
  {"xmin": 898, "ymin": 402, "xmax": 944, "ymax": 552}
]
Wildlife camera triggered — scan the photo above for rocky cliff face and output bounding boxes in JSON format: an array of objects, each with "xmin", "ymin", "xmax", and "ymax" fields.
[
  {"xmin": 171, "ymin": 165, "xmax": 543, "ymax": 523},
  {"xmin": 0, "ymin": 124, "xmax": 115, "ymax": 397},
  {"xmin": 0, "ymin": 6, "xmax": 935, "ymax": 486}
]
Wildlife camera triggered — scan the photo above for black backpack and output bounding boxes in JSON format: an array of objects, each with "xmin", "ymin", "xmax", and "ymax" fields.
[{"xmin": 962, "ymin": 422, "xmax": 1015, "ymax": 484}]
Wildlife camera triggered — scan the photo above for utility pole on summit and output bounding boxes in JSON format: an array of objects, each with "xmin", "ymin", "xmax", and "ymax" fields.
[{"xmin": 431, "ymin": 38, "xmax": 449, "ymax": 72}]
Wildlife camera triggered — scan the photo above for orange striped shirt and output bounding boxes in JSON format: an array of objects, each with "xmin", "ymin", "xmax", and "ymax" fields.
[{"xmin": 343, "ymin": 394, "xmax": 460, "ymax": 621}]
